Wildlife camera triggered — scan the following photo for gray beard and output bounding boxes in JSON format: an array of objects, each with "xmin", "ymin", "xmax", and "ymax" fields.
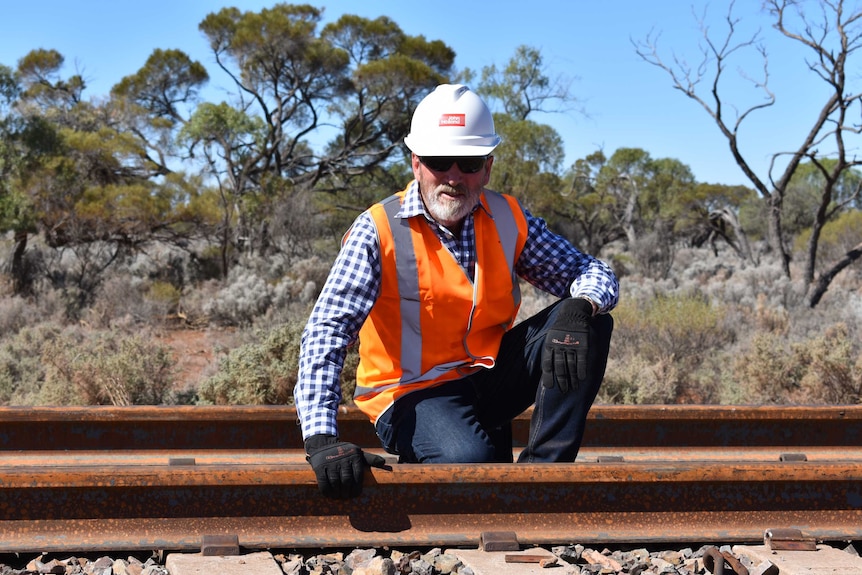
[{"xmin": 425, "ymin": 185, "xmax": 479, "ymax": 226}]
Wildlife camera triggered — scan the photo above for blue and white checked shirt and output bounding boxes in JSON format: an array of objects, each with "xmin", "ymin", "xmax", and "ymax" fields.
[{"xmin": 295, "ymin": 181, "xmax": 619, "ymax": 439}]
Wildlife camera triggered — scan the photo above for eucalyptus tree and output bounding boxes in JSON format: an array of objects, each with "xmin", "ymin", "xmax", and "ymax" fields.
[
  {"xmin": 0, "ymin": 64, "xmax": 22, "ymax": 229},
  {"xmin": 472, "ymin": 44, "xmax": 577, "ymax": 248},
  {"xmin": 552, "ymin": 151, "xmax": 626, "ymax": 256},
  {"xmin": 6, "ymin": 49, "xmax": 212, "ymax": 305},
  {"xmin": 0, "ymin": 63, "xmax": 37, "ymax": 293},
  {"xmin": 596, "ymin": 147, "xmax": 652, "ymax": 248},
  {"xmin": 111, "ymin": 48, "xmax": 210, "ymax": 177},
  {"xmin": 636, "ymin": 0, "xmax": 862, "ymax": 307},
  {"xmin": 15, "ymin": 49, "xmax": 85, "ymax": 118},
  {"xmin": 184, "ymin": 3, "xmax": 455, "ymax": 261},
  {"xmin": 597, "ymin": 149, "xmax": 699, "ymax": 278},
  {"xmin": 688, "ymin": 182, "xmax": 757, "ymax": 263}
]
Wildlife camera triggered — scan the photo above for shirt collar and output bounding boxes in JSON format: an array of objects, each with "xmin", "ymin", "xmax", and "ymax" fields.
[{"xmin": 398, "ymin": 180, "xmax": 427, "ymax": 219}]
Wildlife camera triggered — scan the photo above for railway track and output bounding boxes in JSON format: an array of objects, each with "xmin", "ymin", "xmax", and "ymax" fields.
[{"xmin": 0, "ymin": 404, "xmax": 860, "ymax": 554}]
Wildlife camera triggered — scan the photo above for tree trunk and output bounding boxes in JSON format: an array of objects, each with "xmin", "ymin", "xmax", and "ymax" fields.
[
  {"xmin": 10, "ymin": 230, "xmax": 30, "ymax": 295},
  {"xmin": 805, "ymin": 241, "xmax": 862, "ymax": 308},
  {"xmin": 712, "ymin": 207, "xmax": 758, "ymax": 266},
  {"xmin": 766, "ymin": 192, "xmax": 791, "ymax": 277}
]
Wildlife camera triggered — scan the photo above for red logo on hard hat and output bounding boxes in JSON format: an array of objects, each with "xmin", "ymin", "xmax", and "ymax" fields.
[{"xmin": 439, "ymin": 114, "xmax": 466, "ymax": 127}]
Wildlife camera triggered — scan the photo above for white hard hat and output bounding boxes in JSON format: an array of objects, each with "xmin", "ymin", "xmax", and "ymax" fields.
[{"xmin": 403, "ymin": 84, "xmax": 502, "ymax": 157}]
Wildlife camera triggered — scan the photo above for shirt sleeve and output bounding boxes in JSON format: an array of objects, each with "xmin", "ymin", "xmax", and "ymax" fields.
[
  {"xmin": 294, "ymin": 212, "xmax": 381, "ymax": 440},
  {"xmin": 515, "ymin": 205, "xmax": 620, "ymax": 314}
]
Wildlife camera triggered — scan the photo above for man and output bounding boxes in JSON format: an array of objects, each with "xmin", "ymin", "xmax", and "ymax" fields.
[{"xmin": 295, "ymin": 84, "xmax": 618, "ymax": 498}]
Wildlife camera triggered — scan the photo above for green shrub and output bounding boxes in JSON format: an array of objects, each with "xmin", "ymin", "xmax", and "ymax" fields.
[
  {"xmin": 146, "ymin": 280, "xmax": 182, "ymax": 312},
  {"xmin": 40, "ymin": 329, "xmax": 176, "ymax": 406},
  {"xmin": 603, "ymin": 291, "xmax": 736, "ymax": 403},
  {"xmin": 0, "ymin": 323, "xmax": 63, "ymax": 405},
  {"xmin": 615, "ymin": 293, "xmax": 733, "ymax": 358},
  {"xmin": 732, "ymin": 332, "xmax": 804, "ymax": 404},
  {"xmin": 753, "ymin": 293, "xmax": 790, "ymax": 335},
  {"xmin": 197, "ymin": 321, "xmax": 303, "ymax": 405},
  {"xmin": 599, "ymin": 354, "xmax": 680, "ymax": 404},
  {"xmin": 733, "ymin": 323, "xmax": 861, "ymax": 404},
  {"xmin": 197, "ymin": 317, "xmax": 361, "ymax": 406},
  {"xmin": 2, "ymin": 325, "xmax": 176, "ymax": 406},
  {"xmin": 0, "ymin": 295, "xmax": 40, "ymax": 337},
  {"xmin": 796, "ymin": 323, "xmax": 862, "ymax": 403}
]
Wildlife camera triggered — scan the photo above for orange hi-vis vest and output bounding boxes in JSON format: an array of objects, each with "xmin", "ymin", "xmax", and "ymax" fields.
[{"xmin": 353, "ymin": 184, "xmax": 529, "ymax": 424}]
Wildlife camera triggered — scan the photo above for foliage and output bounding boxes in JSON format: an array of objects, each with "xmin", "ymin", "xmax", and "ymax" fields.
[
  {"xmin": 635, "ymin": 1, "xmax": 862, "ymax": 305},
  {"xmin": 203, "ymin": 270, "xmax": 276, "ymax": 327},
  {"xmin": 798, "ymin": 323, "xmax": 862, "ymax": 403},
  {"xmin": 602, "ymin": 292, "xmax": 735, "ymax": 403},
  {"xmin": 548, "ymin": 151, "xmax": 623, "ymax": 256},
  {"xmin": 733, "ymin": 323, "xmax": 862, "ymax": 404},
  {"xmin": 475, "ymin": 45, "xmax": 571, "ymax": 230},
  {"xmin": 41, "ymin": 329, "xmax": 176, "ymax": 405},
  {"xmin": 1, "ymin": 5, "xmax": 861, "ymax": 408},
  {"xmin": 0, "ymin": 323, "xmax": 175, "ymax": 406},
  {"xmin": 0, "ymin": 293, "xmax": 40, "ymax": 337},
  {"xmin": 490, "ymin": 115, "xmax": 565, "ymax": 205},
  {"xmin": 146, "ymin": 281, "xmax": 182, "ymax": 311},
  {"xmin": 478, "ymin": 45, "xmax": 574, "ymax": 121},
  {"xmin": 551, "ymin": 147, "xmax": 727, "ymax": 277},
  {"xmin": 0, "ymin": 323, "xmax": 62, "ymax": 405},
  {"xmin": 794, "ymin": 209, "xmax": 862, "ymax": 274},
  {"xmin": 111, "ymin": 48, "xmax": 209, "ymax": 123},
  {"xmin": 87, "ymin": 275, "xmax": 151, "ymax": 328},
  {"xmin": 599, "ymin": 354, "xmax": 680, "ymax": 404},
  {"xmin": 195, "ymin": 314, "xmax": 361, "ymax": 407},
  {"xmin": 196, "ymin": 321, "xmax": 304, "ymax": 405},
  {"xmin": 185, "ymin": 3, "xmax": 455, "ymax": 268},
  {"xmin": 16, "ymin": 48, "xmax": 85, "ymax": 109},
  {"xmin": 200, "ymin": 256, "xmax": 325, "ymax": 327}
]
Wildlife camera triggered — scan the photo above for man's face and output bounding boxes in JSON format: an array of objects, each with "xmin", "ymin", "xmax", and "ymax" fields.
[{"xmin": 412, "ymin": 154, "xmax": 494, "ymax": 229}]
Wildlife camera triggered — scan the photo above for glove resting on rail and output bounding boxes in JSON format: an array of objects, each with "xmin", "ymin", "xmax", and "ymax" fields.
[
  {"xmin": 305, "ymin": 434, "xmax": 387, "ymax": 498},
  {"xmin": 541, "ymin": 297, "xmax": 593, "ymax": 393}
]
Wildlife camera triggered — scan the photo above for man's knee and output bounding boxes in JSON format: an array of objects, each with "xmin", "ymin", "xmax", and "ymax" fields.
[
  {"xmin": 590, "ymin": 313, "xmax": 614, "ymax": 361},
  {"xmin": 593, "ymin": 312, "xmax": 614, "ymax": 341},
  {"xmin": 421, "ymin": 438, "xmax": 499, "ymax": 463}
]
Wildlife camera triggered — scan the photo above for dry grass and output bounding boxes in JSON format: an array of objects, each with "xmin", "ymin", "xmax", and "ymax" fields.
[{"xmin": 1, "ymin": 244, "xmax": 860, "ymax": 406}]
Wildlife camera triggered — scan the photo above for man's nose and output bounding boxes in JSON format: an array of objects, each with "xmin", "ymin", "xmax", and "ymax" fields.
[{"xmin": 443, "ymin": 164, "xmax": 465, "ymax": 182}]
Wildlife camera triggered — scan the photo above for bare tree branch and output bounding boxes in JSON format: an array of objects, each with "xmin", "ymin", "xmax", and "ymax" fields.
[{"xmin": 635, "ymin": 0, "xmax": 862, "ymax": 306}]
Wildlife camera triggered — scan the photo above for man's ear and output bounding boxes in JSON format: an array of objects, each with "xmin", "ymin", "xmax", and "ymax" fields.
[
  {"xmin": 411, "ymin": 153, "xmax": 422, "ymax": 177},
  {"xmin": 482, "ymin": 155, "xmax": 494, "ymax": 185}
]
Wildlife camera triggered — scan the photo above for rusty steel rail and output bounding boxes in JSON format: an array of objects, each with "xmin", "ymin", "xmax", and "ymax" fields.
[
  {"xmin": 0, "ymin": 405, "xmax": 861, "ymax": 553},
  {"xmin": 1, "ymin": 404, "xmax": 860, "ymax": 450},
  {"xmin": 1, "ymin": 459, "xmax": 861, "ymax": 553}
]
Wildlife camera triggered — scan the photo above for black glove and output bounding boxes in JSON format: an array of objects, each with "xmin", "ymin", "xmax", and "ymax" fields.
[
  {"xmin": 541, "ymin": 298, "xmax": 593, "ymax": 393},
  {"xmin": 305, "ymin": 434, "xmax": 387, "ymax": 499}
]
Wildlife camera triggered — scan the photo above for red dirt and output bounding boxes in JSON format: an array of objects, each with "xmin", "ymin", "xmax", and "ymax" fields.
[{"xmin": 157, "ymin": 328, "xmax": 238, "ymax": 391}]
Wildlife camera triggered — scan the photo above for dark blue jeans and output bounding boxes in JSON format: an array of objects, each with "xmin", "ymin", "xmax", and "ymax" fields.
[{"xmin": 374, "ymin": 300, "xmax": 614, "ymax": 463}]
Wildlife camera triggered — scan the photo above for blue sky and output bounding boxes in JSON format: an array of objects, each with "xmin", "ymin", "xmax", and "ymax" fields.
[{"xmin": 0, "ymin": 1, "xmax": 832, "ymax": 187}]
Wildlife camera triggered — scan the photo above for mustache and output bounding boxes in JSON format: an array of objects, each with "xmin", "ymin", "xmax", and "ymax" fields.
[{"xmin": 436, "ymin": 183, "xmax": 466, "ymax": 195}]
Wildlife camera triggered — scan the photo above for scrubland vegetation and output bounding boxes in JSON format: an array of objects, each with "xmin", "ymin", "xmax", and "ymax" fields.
[
  {"xmin": 1, "ymin": 2, "xmax": 860, "ymax": 406},
  {"xmin": 1, "ymin": 237, "xmax": 859, "ymax": 407}
]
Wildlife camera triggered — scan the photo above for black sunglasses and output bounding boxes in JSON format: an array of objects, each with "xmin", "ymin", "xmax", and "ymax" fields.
[{"xmin": 419, "ymin": 156, "xmax": 489, "ymax": 174}]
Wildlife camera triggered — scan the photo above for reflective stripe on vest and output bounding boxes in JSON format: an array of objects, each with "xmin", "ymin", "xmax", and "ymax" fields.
[
  {"xmin": 383, "ymin": 195, "xmax": 423, "ymax": 381},
  {"xmin": 484, "ymin": 190, "xmax": 522, "ymax": 312}
]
